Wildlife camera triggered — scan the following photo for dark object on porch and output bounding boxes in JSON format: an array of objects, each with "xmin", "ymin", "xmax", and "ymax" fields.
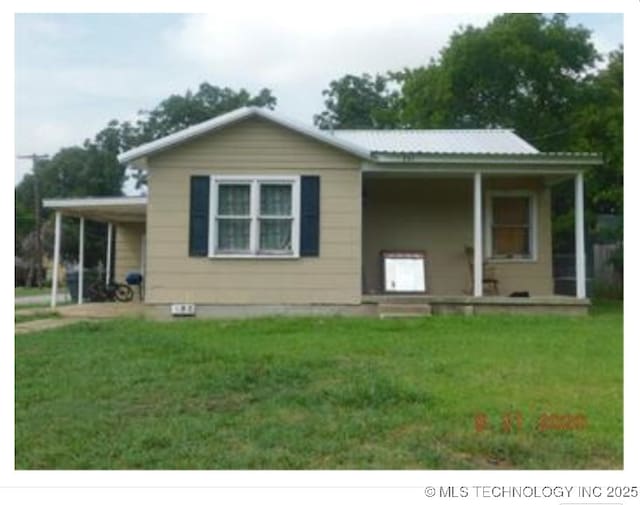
[
  {"xmin": 509, "ymin": 291, "xmax": 530, "ymax": 297},
  {"xmin": 126, "ymin": 271, "xmax": 144, "ymax": 301},
  {"xmin": 464, "ymin": 246, "xmax": 499, "ymax": 295},
  {"xmin": 66, "ymin": 270, "xmax": 97, "ymax": 303}
]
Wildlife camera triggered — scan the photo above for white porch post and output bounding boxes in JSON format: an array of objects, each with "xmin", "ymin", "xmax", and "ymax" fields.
[
  {"xmin": 78, "ymin": 217, "xmax": 85, "ymax": 304},
  {"xmin": 575, "ymin": 171, "xmax": 587, "ymax": 299},
  {"xmin": 106, "ymin": 222, "xmax": 113, "ymax": 286},
  {"xmin": 50, "ymin": 211, "xmax": 61, "ymax": 308},
  {"xmin": 473, "ymin": 171, "xmax": 483, "ymax": 297}
]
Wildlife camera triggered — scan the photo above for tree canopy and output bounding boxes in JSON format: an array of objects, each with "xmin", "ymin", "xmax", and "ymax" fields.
[
  {"xmin": 15, "ymin": 83, "xmax": 277, "ymax": 268},
  {"xmin": 313, "ymin": 73, "xmax": 401, "ymax": 130},
  {"xmin": 314, "ymin": 13, "xmax": 622, "ymax": 250},
  {"xmin": 103, "ymin": 83, "xmax": 277, "ymax": 188},
  {"xmin": 400, "ymin": 14, "xmax": 599, "ymax": 150}
]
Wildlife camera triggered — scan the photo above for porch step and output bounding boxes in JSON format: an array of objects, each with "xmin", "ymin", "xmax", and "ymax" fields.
[{"xmin": 377, "ymin": 303, "xmax": 432, "ymax": 319}]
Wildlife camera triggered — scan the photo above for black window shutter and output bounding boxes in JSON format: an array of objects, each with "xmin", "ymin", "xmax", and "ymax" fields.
[
  {"xmin": 189, "ymin": 176, "xmax": 210, "ymax": 256},
  {"xmin": 300, "ymin": 176, "xmax": 320, "ymax": 257}
]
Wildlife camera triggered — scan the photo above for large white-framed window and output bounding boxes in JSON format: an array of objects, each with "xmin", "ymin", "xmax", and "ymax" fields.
[
  {"xmin": 209, "ymin": 175, "xmax": 300, "ymax": 258},
  {"xmin": 485, "ymin": 190, "xmax": 537, "ymax": 261}
]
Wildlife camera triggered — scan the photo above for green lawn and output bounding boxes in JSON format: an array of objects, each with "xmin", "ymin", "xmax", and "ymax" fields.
[
  {"xmin": 15, "ymin": 302, "xmax": 623, "ymax": 469},
  {"xmin": 15, "ymin": 310, "xmax": 61, "ymax": 324},
  {"xmin": 15, "ymin": 286, "xmax": 66, "ymax": 298}
]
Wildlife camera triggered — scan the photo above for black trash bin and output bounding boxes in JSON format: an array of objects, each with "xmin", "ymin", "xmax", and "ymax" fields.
[{"xmin": 66, "ymin": 270, "xmax": 97, "ymax": 302}]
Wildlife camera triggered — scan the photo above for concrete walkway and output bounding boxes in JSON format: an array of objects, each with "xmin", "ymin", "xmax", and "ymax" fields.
[
  {"xmin": 15, "ymin": 293, "xmax": 69, "ymax": 306},
  {"xmin": 15, "ymin": 317, "xmax": 86, "ymax": 335},
  {"xmin": 15, "ymin": 301, "xmax": 144, "ymax": 334}
]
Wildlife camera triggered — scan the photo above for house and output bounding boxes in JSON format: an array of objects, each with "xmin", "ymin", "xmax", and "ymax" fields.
[{"xmin": 44, "ymin": 107, "xmax": 600, "ymax": 316}]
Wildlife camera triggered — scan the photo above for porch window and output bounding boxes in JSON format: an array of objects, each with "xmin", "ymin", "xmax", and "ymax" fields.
[
  {"xmin": 211, "ymin": 176, "xmax": 300, "ymax": 257},
  {"xmin": 488, "ymin": 192, "xmax": 536, "ymax": 260}
]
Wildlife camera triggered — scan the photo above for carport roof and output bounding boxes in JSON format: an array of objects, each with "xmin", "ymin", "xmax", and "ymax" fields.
[{"xmin": 43, "ymin": 196, "xmax": 147, "ymax": 223}]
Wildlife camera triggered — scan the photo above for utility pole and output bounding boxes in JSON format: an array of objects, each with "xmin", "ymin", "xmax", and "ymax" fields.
[{"xmin": 17, "ymin": 153, "xmax": 49, "ymax": 287}]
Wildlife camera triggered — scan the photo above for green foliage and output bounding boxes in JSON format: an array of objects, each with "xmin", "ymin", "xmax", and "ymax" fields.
[
  {"xmin": 313, "ymin": 73, "xmax": 401, "ymax": 129},
  {"xmin": 401, "ymin": 14, "xmax": 598, "ymax": 149},
  {"xmin": 15, "ymin": 82, "xmax": 278, "ymax": 265},
  {"xmin": 15, "ymin": 149, "xmax": 121, "ymax": 267},
  {"xmin": 121, "ymin": 83, "xmax": 277, "ymax": 188},
  {"xmin": 570, "ymin": 49, "xmax": 623, "ymax": 215},
  {"xmin": 316, "ymin": 14, "xmax": 622, "ymax": 255}
]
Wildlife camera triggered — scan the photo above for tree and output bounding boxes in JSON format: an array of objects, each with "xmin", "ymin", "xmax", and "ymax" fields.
[
  {"xmin": 123, "ymin": 83, "xmax": 277, "ymax": 188},
  {"xmin": 400, "ymin": 14, "xmax": 599, "ymax": 151},
  {"xmin": 15, "ymin": 82, "xmax": 278, "ymax": 281},
  {"xmin": 313, "ymin": 73, "xmax": 401, "ymax": 130},
  {"xmin": 570, "ymin": 48, "xmax": 623, "ymax": 215},
  {"xmin": 551, "ymin": 48, "xmax": 623, "ymax": 252},
  {"xmin": 15, "ymin": 147, "xmax": 125, "ymax": 275}
]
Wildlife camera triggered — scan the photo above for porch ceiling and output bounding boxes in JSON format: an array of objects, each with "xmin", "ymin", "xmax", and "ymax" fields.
[{"xmin": 42, "ymin": 196, "xmax": 147, "ymax": 223}]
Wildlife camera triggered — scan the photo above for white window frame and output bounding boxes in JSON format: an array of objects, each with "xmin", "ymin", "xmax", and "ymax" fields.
[
  {"xmin": 208, "ymin": 175, "xmax": 300, "ymax": 259},
  {"xmin": 485, "ymin": 190, "xmax": 537, "ymax": 262}
]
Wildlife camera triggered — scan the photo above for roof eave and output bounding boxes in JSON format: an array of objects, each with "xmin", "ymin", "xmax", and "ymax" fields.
[
  {"xmin": 370, "ymin": 152, "xmax": 603, "ymax": 166},
  {"xmin": 117, "ymin": 107, "xmax": 372, "ymax": 164},
  {"xmin": 43, "ymin": 196, "xmax": 148, "ymax": 209}
]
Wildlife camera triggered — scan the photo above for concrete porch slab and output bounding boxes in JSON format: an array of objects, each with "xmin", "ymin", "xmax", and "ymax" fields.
[
  {"xmin": 362, "ymin": 294, "xmax": 590, "ymax": 316},
  {"xmin": 56, "ymin": 301, "xmax": 146, "ymax": 319}
]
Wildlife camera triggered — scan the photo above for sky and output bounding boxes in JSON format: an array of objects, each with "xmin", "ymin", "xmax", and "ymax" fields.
[{"xmin": 14, "ymin": 12, "xmax": 623, "ymax": 190}]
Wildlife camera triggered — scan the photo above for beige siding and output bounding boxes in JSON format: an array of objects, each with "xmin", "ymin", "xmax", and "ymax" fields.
[
  {"xmin": 115, "ymin": 223, "xmax": 145, "ymax": 282},
  {"xmin": 146, "ymin": 117, "xmax": 362, "ymax": 304},
  {"xmin": 363, "ymin": 176, "xmax": 553, "ymax": 296}
]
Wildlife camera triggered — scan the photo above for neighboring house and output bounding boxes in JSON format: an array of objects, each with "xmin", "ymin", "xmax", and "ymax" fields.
[{"xmin": 44, "ymin": 107, "xmax": 600, "ymax": 316}]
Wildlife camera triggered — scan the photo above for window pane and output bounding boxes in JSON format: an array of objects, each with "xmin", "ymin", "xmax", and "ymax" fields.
[
  {"xmin": 493, "ymin": 227, "xmax": 529, "ymax": 256},
  {"xmin": 260, "ymin": 184, "xmax": 292, "ymax": 216},
  {"xmin": 260, "ymin": 219, "xmax": 292, "ymax": 251},
  {"xmin": 217, "ymin": 219, "xmax": 250, "ymax": 251},
  {"xmin": 218, "ymin": 184, "xmax": 250, "ymax": 215},
  {"xmin": 493, "ymin": 197, "xmax": 529, "ymax": 225}
]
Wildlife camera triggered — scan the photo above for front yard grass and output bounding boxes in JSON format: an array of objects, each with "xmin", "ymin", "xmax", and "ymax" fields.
[
  {"xmin": 15, "ymin": 286, "xmax": 67, "ymax": 298},
  {"xmin": 15, "ymin": 310, "xmax": 61, "ymax": 324},
  {"xmin": 15, "ymin": 301, "xmax": 622, "ymax": 469}
]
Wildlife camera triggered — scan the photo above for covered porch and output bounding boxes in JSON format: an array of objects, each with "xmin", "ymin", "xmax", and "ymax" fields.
[
  {"xmin": 361, "ymin": 162, "xmax": 590, "ymax": 304},
  {"xmin": 42, "ymin": 196, "xmax": 147, "ymax": 308}
]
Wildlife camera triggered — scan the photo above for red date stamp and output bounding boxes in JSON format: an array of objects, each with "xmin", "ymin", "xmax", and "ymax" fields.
[{"xmin": 474, "ymin": 411, "xmax": 587, "ymax": 433}]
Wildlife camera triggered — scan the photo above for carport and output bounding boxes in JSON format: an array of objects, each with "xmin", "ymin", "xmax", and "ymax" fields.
[{"xmin": 43, "ymin": 196, "xmax": 147, "ymax": 308}]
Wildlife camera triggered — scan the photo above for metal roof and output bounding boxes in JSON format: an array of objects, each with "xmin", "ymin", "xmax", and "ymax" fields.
[
  {"xmin": 117, "ymin": 107, "xmax": 599, "ymax": 165},
  {"xmin": 43, "ymin": 196, "xmax": 147, "ymax": 223},
  {"xmin": 332, "ymin": 129, "xmax": 539, "ymax": 155}
]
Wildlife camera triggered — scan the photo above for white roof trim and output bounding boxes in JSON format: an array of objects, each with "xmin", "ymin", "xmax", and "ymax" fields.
[
  {"xmin": 43, "ymin": 196, "xmax": 147, "ymax": 209},
  {"xmin": 370, "ymin": 152, "xmax": 602, "ymax": 165},
  {"xmin": 117, "ymin": 107, "xmax": 372, "ymax": 164}
]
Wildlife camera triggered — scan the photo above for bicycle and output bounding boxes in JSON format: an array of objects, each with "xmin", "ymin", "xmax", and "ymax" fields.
[{"xmin": 87, "ymin": 279, "xmax": 134, "ymax": 302}]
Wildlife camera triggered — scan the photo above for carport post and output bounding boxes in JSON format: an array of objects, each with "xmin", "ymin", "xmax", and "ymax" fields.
[
  {"xmin": 50, "ymin": 211, "xmax": 61, "ymax": 308},
  {"xmin": 106, "ymin": 222, "xmax": 113, "ymax": 286},
  {"xmin": 575, "ymin": 171, "xmax": 586, "ymax": 299},
  {"xmin": 78, "ymin": 217, "xmax": 85, "ymax": 304},
  {"xmin": 473, "ymin": 171, "xmax": 483, "ymax": 297}
]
